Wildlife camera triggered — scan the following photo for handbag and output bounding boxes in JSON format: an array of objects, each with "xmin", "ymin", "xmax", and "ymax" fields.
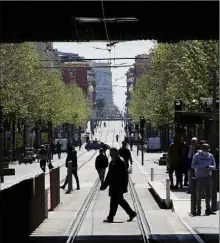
[{"xmin": 128, "ymin": 165, "xmax": 132, "ymax": 174}]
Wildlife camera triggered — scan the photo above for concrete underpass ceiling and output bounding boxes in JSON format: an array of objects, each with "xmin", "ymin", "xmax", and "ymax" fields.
[{"xmin": 0, "ymin": 1, "xmax": 219, "ymax": 43}]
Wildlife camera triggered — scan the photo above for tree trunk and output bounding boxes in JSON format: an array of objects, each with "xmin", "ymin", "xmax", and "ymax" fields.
[
  {"xmin": 48, "ymin": 120, "xmax": 52, "ymax": 143},
  {"xmin": 3, "ymin": 118, "xmax": 9, "ymax": 157},
  {"xmin": 23, "ymin": 124, "xmax": 27, "ymax": 156},
  {"xmin": 12, "ymin": 119, "xmax": 16, "ymax": 161}
]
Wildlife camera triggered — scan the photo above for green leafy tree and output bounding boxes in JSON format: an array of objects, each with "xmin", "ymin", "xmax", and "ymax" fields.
[{"xmin": 129, "ymin": 40, "xmax": 219, "ymax": 126}]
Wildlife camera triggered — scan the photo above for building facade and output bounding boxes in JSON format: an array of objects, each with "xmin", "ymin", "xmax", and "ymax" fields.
[
  {"xmin": 60, "ymin": 62, "xmax": 89, "ymax": 95},
  {"xmin": 92, "ymin": 62, "xmax": 115, "ymax": 118},
  {"xmin": 125, "ymin": 54, "xmax": 150, "ymax": 116},
  {"xmin": 134, "ymin": 54, "xmax": 150, "ymax": 82},
  {"xmin": 58, "ymin": 52, "xmax": 84, "ymax": 86},
  {"xmin": 87, "ymin": 68, "xmax": 97, "ymax": 119}
]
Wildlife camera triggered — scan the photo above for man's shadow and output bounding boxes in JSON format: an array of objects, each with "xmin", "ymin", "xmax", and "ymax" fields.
[{"xmin": 103, "ymin": 221, "xmax": 124, "ymax": 223}]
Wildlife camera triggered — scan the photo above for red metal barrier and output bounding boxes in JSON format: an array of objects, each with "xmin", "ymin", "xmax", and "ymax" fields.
[{"xmin": 49, "ymin": 167, "xmax": 60, "ymax": 211}]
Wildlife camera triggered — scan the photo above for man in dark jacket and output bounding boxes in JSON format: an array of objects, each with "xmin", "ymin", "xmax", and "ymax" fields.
[
  {"xmin": 67, "ymin": 140, "xmax": 72, "ymax": 154},
  {"xmin": 60, "ymin": 146, "xmax": 80, "ymax": 190},
  {"xmin": 119, "ymin": 142, "xmax": 133, "ymax": 169},
  {"xmin": 95, "ymin": 148, "xmax": 108, "ymax": 189},
  {"xmin": 50, "ymin": 140, "xmax": 55, "ymax": 160},
  {"xmin": 78, "ymin": 138, "xmax": 82, "ymax": 151},
  {"xmin": 186, "ymin": 138, "xmax": 201, "ymax": 193},
  {"xmin": 39, "ymin": 145, "xmax": 47, "ymax": 172},
  {"xmin": 56, "ymin": 141, "xmax": 62, "ymax": 159},
  {"xmin": 101, "ymin": 147, "xmax": 136, "ymax": 223},
  {"xmin": 167, "ymin": 135, "xmax": 185, "ymax": 189}
]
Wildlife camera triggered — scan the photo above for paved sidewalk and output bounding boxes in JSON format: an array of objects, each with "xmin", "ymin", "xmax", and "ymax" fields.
[
  {"xmin": 1, "ymin": 128, "xmax": 104, "ymax": 190},
  {"xmin": 30, "ymin": 123, "xmax": 114, "ymax": 242},
  {"xmin": 132, "ymin": 148, "xmax": 219, "ymax": 243},
  {"xmin": 30, "ymin": 160, "xmax": 99, "ymax": 241},
  {"xmin": 1, "ymin": 149, "xmax": 88, "ymax": 190}
]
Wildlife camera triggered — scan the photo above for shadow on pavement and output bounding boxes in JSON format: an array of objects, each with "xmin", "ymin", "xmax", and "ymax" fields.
[
  {"xmin": 28, "ymin": 233, "xmax": 219, "ymax": 243},
  {"xmin": 148, "ymin": 188, "xmax": 166, "ymax": 209}
]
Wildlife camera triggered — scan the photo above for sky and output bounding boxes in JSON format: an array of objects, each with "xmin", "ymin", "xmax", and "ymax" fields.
[{"xmin": 53, "ymin": 41, "xmax": 155, "ymax": 111}]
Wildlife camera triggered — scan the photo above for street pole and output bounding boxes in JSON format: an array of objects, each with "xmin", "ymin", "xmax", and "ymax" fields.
[
  {"xmin": 211, "ymin": 71, "xmax": 217, "ymax": 153},
  {"xmin": 0, "ymin": 105, "xmax": 4, "ymax": 183},
  {"xmin": 0, "ymin": 68, "xmax": 4, "ymax": 183},
  {"xmin": 141, "ymin": 128, "xmax": 144, "ymax": 166}
]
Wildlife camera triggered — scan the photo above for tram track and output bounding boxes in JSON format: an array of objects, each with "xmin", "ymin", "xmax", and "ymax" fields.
[
  {"xmin": 118, "ymin": 129, "xmax": 152, "ymax": 243},
  {"xmin": 2, "ymin": 127, "xmax": 106, "ymax": 192},
  {"xmin": 65, "ymin": 121, "xmax": 115, "ymax": 243},
  {"xmin": 128, "ymin": 178, "xmax": 152, "ymax": 243},
  {"xmin": 47, "ymin": 127, "xmax": 105, "ymax": 175},
  {"xmin": 59, "ymin": 123, "xmax": 110, "ymax": 185}
]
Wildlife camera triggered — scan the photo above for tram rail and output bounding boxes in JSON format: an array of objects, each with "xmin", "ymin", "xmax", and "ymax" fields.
[
  {"xmin": 3, "ymin": 128, "xmax": 104, "ymax": 189},
  {"xmin": 119, "ymin": 128, "xmax": 152, "ymax": 243},
  {"xmin": 128, "ymin": 178, "xmax": 152, "ymax": 243},
  {"xmin": 65, "ymin": 121, "xmax": 115, "ymax": 243},
  {"xmin": 46, "ymin": 127, "xmax": 105, "ymax": 176},
  {"xmin": 59, "ymin": 123, "xmax": 109, "ymax": 185}
]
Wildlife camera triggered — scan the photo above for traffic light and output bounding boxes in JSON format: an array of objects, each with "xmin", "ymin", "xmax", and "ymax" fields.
[
  {"xmin": 140, "ymin": 116, "xmax": 146, "ymax": 129},
  {"xmin": 174, "ymin": 100, "xmax": 183, "ymax": 111}
]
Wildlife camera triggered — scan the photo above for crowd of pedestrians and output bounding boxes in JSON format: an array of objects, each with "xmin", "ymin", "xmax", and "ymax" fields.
[
  {"xmin": 57, "ymin": 129, "xmax": 136, "ymax": 223},
  {"xmin": 167, "ymin": 135, "xmax": 218, "ymax": 215},
  {"xmin": 39, "ymin": 125, "xmax": 218, "ymax": 220},
  {"xmin": 38, "ymin": 138, "xmax": 82, "ymax": 173}
]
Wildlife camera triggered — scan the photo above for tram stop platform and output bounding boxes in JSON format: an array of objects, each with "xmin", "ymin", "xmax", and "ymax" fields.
[
  {"xmin": 29, "ymin": 159, "xmax": 206, "ymax": 243},
  {"xmin": 132, "ymin": 150, "xmax": 219, "ymax": 243}
]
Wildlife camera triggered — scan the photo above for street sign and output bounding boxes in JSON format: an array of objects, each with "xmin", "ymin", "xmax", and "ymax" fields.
[{"xmin": 174, "ymin": 99, "xmax": 183, "ymax": 111}]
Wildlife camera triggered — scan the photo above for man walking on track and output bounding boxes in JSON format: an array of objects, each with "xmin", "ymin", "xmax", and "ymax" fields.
[
  {"xmin": 101, "ymin": 147, "xmax": 136, "ymax": 223},
  {"xmin": 119, "ymin": 142, "xmax": 133, "ymax": 170},
  {"xmin": 95, "ymin": 148, "xmax": 109, "ymax": 189},
  {"xmin": 60, "ymin": 146, "xmax": 80, "ymax": 190}
]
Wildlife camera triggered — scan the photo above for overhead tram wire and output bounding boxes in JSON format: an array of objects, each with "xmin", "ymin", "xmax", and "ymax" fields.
[
  {"xmin": 75, "ymin": 42, "xmax": 110, "ymax": 52},
  {"xmin": 37, "ymin": 65, "xmax": 134, "ymax": 69},
  {"xmin": 101, "ymin": 1, "xmax": 110, "ymax": 46},
  {"xmin": 40, "ymin": 57, "xmax": 149, "ymax": 61}
]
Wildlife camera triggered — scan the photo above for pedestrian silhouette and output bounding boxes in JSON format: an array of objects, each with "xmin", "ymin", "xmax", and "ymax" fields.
[
  {"xmin": 101, "ymin": 147, "xmax": 136, "ymax": 223},
  {"xmin": 95, "ymin": 148, "xmax": 108, "ymax": 189},
  {"xmin": 60, "ymin": 146, "xmax": 80, "ymax": 190}
]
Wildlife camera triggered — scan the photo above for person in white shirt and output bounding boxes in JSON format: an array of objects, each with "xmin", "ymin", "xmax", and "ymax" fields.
[{"xmin": 191, "ymin": 143, "xmax": 216, "ymax": 215}]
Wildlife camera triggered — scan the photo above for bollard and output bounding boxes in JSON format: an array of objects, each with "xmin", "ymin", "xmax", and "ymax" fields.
[
  {"xmin": 151, "ymin": 168, "xmax": 154, "ymax": 181},
  {"xmin": 191, "ymin": 177, "xmax": 197, "ymax": 216},
  {"xmin": 67, "ymin": 161, "xmax": 73, "ymax": 193},
  {"xmin": 211, "ymin": 169, "xmax": 217, "ymax": 211},
  {"xmin": 165, "ymin": 179, "xmax": 171, "ymax": 208},
  {"xmin": 137, "ymin": 145, "xmax": 139, "ymax": 156}
]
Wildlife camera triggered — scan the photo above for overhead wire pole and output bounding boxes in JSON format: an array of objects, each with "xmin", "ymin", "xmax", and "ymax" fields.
[
  {"xmin": 0, "ymin": 70, "xmax": 4, "ymax": 183},
  {"xmin": 211, "ymin": 70, "xmax": 217, "ymax": 153}
]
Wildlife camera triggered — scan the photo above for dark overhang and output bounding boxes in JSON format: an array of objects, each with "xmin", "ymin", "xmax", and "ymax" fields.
[{"xmin": 0, "ymin": 1, "xmax": 218, "ymax": 43}]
